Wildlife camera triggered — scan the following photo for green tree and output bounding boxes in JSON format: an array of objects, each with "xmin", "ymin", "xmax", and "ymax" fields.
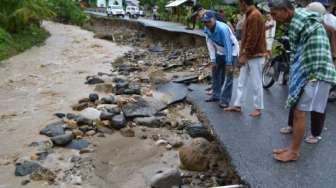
[
  {"xmin": 0, "ymin": 0, "xmax": 54, "ymax": 32},
  {"xmin": 46, "ymin": 0, "xmax": 89, "ymax": 25}
]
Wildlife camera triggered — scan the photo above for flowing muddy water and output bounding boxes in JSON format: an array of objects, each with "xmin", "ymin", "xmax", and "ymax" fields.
[{"xmin": 0, "ymin": 21, "xmax": 130, "ymax": 187}]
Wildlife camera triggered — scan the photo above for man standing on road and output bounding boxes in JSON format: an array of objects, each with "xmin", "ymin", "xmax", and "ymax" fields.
[
  {"xmin": 265, "ymin": 13, "xmax": 276, "ymax": 57},
  {"xmin": 224, "ymin": 0, "xmax": 267, "ymax": 117},
  {"xmin": 202, "ymin": 12, "xmax": 234, "ymax": 107},
  {"xmin": 269, "ymin": 0, "xmax": 336, "ymax": 162}
]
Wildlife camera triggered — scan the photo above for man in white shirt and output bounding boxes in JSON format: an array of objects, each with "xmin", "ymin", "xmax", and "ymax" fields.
[{"xmin": 265, "ymin": 13, "xmax": 276, "ymax": 56}]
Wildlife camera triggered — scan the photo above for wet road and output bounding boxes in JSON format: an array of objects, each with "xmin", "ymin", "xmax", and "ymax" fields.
[{"xmin": 188, "ymin": 82, "xmax": 336, "ymax": 188}]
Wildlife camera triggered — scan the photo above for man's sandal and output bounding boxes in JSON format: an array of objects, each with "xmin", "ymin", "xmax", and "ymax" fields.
[
  {"xmin": 304, "ymin": 135, "xmax": 322, "ymax": 144},
  {"xmin": 273, "ymin": 150, "xmax": 300, "ymax": 162},
  {"xmin": 280, "ymin": 126, "xmax": 293, "ymax": 134},
  {"xmin": 272, "ymin": 148, "xmax": 288, "ymax": 154}
]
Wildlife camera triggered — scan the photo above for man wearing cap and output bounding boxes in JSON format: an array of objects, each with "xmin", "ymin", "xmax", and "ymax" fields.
[
  {"xmin": 202, "ymin": 12, "xmax": 235, "ymax": 107},
  {"xmin": 189, "ymin": 4, "xmax": 227, "ymax": 30},
  {"xmin": 224, "ymin": 0, "xmax": 267, "ymax": 117}
]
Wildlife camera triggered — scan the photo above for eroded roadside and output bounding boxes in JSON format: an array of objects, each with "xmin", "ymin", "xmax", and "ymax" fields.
[{"xmin": 0, "ymin": 20, "xmax": 245, "ymax": 188}]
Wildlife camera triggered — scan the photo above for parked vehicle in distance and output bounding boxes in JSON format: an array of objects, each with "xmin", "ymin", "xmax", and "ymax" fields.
[
  {"xmin": 106, "ymin": 5, "xmax": 125, "ymax": 17},
  {"xmin": 126, "ymin": 6, "xmax": 140, "ymax": 18},
  {"xmin": 139, "ymin": 8, "xmax": 145, "ymax": 17}
]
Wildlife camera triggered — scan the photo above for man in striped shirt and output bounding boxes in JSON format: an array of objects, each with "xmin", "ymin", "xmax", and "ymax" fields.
[{"xmin": 269, "ymin": 0, "xmax": 336, "ymax": 162}]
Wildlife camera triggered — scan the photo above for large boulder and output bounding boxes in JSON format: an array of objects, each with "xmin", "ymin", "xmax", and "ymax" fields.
[
  {"xmin": 150, "ymin": 168, "xmax": 182, "ymax": 188},
  {"xmin": 40, "ymin": 121, "xmax": 65, "ymax": 137},
  {"xmin": 178, "ymin": 138, "xmax": 211, "ymax": 171}
]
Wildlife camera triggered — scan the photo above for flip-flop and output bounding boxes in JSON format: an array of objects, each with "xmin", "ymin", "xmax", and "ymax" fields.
[
  {"xmin": 304, "ymin": 136, "xmax": 322, "ymax": 144},
  {"xmin": 249, "ymin": 110, "xmax": 261, "ymax": 117},
  {"xmin": 224, "ymin": 106, "xmax": 241, "ymax": 112},
  {"xmin": 273, "ymin": 151, "xmax": 300, "ymax": 162},
  {"xmin": 280, "ymin": 127, "xmax": 293, "ymax": 134},
  {"xmin": 272, "ymin": 148, "xmax": 288, "ymax": 154}
]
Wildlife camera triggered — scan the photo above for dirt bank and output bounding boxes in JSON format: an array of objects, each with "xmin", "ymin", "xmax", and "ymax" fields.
[{"xmin": 0, "ymin": 21, "xmax": 130, "ymax": 187}]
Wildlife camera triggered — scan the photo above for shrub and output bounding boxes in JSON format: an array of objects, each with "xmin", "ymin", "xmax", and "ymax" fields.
[
  {"xmin": 0, "ymin": 0, "xmax": 54, "ymax": 32},
  {"xmin": 47, "ymin": 0, "xmax": 89, "ymax": 26}
]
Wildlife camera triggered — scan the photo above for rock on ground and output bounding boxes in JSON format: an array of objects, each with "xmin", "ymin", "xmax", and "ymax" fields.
[
  {"xmin": 150, "ymin": 168, "xmax": 182, "ymax": 188},
  {"xmin": 80, "ymin": 107, "xmax": 101, "ymax": 120},
  {"xmin": 66, "ymin": 139, "xmax": 90, "ymax": 150},
  {"xmin": 15, "ymin": 161, "xmax": 43, "ymax": 176},
  {"xmin": 134, "ymin": 116, "xmax": 165, "ymax": 128},
  {"xmin": 179, "ymin": 138, "xmax": 211, "ymax": 171},
  {"xmin": 111, "ymin": 114, "xmax": 126, "ymax": 129},
  {"xmin": 185, "ymin": 123, "xmax": 213, "ymax": 141},
  {"xmin": 51, "ymin": 133, "xmax": 74, "ymax": 146},
  {"xmin": 40, "ymin": 121, "xmax": 65, "ymax": 137}
]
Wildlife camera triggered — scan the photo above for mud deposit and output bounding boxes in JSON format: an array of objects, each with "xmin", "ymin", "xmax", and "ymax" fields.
[{"xmin": 0, "ymin": 20, "xmax": 244, "ymax": 188}]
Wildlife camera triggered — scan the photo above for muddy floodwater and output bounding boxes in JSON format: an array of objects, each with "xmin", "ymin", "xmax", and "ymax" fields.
[{"xmin": 0, "ymin": 21, "xmax": 130, "ymax": 187}]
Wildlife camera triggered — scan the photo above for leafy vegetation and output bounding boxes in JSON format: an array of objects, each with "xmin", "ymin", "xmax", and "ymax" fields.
[
  {"xmin": 0, "ymin": 25, "xmax": 49, "ymax": 61},
  {"xmin": 0, "ymin": 0, "xmax": 55, "ymax": 33},
  {"xmin": 0, "ymin": 0, "xmax": 88, "ymax": 61},
  {"xmin": 47, "ymin": 0, "xmax": 89, "ymax": 26}
]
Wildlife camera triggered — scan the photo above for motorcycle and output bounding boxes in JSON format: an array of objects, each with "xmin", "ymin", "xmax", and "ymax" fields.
[
  {"xmin": 329, "ymin": 86, "xmax": 336, "ymax": 102},
  {"xmin": 262, "ymin": 36, "xmax": 290, "ymax": 89},
  {"xmin": 262, "ymin": 36, "xmax": 336, "ymax": 103}
]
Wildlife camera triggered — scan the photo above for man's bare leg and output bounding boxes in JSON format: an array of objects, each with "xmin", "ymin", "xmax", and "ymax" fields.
[{"xmin": 274, "ymin": 108, "xmax": 306, "ymax": 162}]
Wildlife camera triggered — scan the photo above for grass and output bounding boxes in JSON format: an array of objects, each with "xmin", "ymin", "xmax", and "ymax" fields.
[{"xmin": 0, "ymin": 26, "xmax": 50, "ymax": 61}]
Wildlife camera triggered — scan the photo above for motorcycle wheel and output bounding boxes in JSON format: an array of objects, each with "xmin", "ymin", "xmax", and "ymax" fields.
[
  {"xmin": 262, "ymin": 60, "xmax": 276, "ymax": 89},
  {"xmin": 328, "ymin": 87, "xmax": 336, "ymax": 102}
]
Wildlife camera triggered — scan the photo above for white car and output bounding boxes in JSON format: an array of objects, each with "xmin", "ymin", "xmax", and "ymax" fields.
[
  {"xmin": 126, "ymin": 6, "xmax": 140, "ymax": 18},
  {"xmin": 107, "ymin": 5, "xmax": 125, "ymax": 17}
]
